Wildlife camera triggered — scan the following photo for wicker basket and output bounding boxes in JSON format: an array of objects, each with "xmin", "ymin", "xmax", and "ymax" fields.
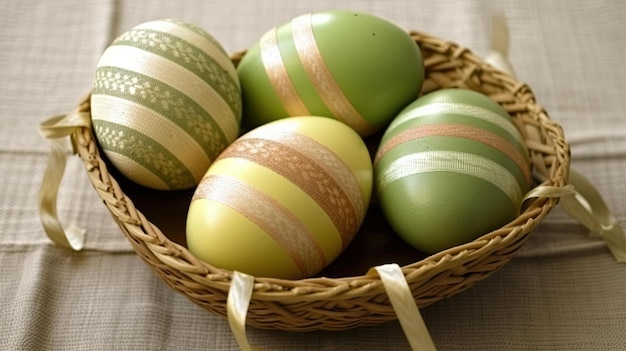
[{"xmin": 67, "ymin": 30, "xmax": 569, "ymax": 332}]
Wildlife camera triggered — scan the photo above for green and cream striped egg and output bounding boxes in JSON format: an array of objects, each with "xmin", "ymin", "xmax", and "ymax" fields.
[
  {"xmin": 91, "ymin": 19, "xmax": 241, "ymax": 190},
  {"xmin": 186, "ymin": 116, "xmax": 373, "ymax": 279},
  {"xmin": 237, "ymin": 10, "xmax": 424, "ymax": 137},
  {"xmin": 374, "ymin": 89, "xmax": 531, "ymax": 254}
]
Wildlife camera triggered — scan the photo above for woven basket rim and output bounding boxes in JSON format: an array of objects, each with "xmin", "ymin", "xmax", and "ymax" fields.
[{"xmin": 71, "ymin": 29, "xmax": 570, "ymax": 330}]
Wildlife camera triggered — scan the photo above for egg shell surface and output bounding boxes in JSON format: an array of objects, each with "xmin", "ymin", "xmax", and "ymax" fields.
[
  {"xmin": 186, "ymin": 116, "xmax": 373, "ymax": 279},
  {"xmin": 374, "ymin": 89, "xmax": 531, "ymax": 254},
  {"xmin": 91, "ymin": 19, "xmax": 241, "ymax": 190},
  {"xmin": 237, "ymin": 10, "xmax": 424, "ymax": 137}
]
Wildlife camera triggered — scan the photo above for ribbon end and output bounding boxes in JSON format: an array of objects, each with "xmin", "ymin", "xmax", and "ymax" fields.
[
  {"xmin": 227, "ymin": 271, "xmax": 256, "ymax": 351},
  {"xmin": 38, "ymin": 111, "xmax": 92, "ymax": 251},
  {"xmin": 490, "ymin": 15, "xmax": 510, "ymax": 54},
  {"xmin": 485, "ymin": 15, "xmax": 517, "ymax": 76},
  {"xmin": 65, "ymin": 224, "xmax": 87, "ymax": 251},
  {"xmin": 599, "ymin": 224, "xmax": 626, "ymax": 263}
]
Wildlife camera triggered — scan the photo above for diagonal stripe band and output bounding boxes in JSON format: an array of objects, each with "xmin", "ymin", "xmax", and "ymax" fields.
[
  {"xmin": 377, "ymin": 150, "xmax": 523, "ymax": 206},
  {"xmin": 374, "ymin": 123, "xmax": 531, "ymax": 184},
  {"xmin": 194, "ymin": 175, "xmax": 326, "ymax": 278},
  {"xmin": 260, "ymin": 28, "xmax": 310, "ymax": 116},
  {"xmin": 291, "ymin": 13, "xmax": 375, "ymax": 135},
  {"xmin": 217, "ymin": 135, "xmax": 361, "ymax": 248},
  {"xmin": 386, "ymin": 102, "xmax": 526, "ymax": 149}
]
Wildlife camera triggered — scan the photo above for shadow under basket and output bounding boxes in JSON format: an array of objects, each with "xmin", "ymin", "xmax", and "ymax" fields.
[{"xmin": 70, "ymin": 31, "xmax": 570, "ymax": 332}]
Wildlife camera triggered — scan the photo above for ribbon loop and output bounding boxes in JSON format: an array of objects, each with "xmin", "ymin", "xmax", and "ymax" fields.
[
  {"xmin": 226, "ymin": 271, "xmax": 259, "ymax": 351},
  {"xmin": 38, "ymin": 111, "xmax": 91, "ymax": 140},
  {"xmin": 37, "ymin": 111, "xmax": 92, "ymax": 250},
  {"xmin": 485, "ymin": 16, "xmax": 516, "ymax": 77},
  {"xmin": 486, "ymin": 16, "xmax": 626, "ymax": 262},
  {"xmin": 369, "ymin": 263, "xmax": 437, "ymax": 351},
  {"xmin": 560, "ymin": 169, "xmax": 626, "ymax": 262}
]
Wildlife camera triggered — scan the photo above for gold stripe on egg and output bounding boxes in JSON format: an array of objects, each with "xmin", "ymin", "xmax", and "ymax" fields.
[
  {"xmin": 244, "ymin": 128, "xmax": 366, "ymax": 219},
  {"xmin": 260, "ymin": 28, "xmax": 310, "ymax": 116},
  {"xmin": 193, "ymin": 175, "xmax": 326, "ymax": 278},
  {"xmin": 374, "ymin": 123, "xmax": 531, "ymax": 184},
  {"xmin": 377, "ymin": 150, "xmax": 523, "ymax": 207},
  {"xmin": 291, "ymin": 14, "xmax": 375, "ymax": 136},
  {"xmin": 97, "ymin": 45, "xmax": 240, "ymax": 142},
  {"xmin": 244, "ymin": 129, "xmax": 367, "ymax": 226},
  {"xmin": 239, "ymin": 127, "xmax": 365, "ymax": 246},
  {"xmin": 386, "ymin": 102, "xmax": 526, "ymax": 150},
  {"xmin": 204, "ymin": 157, "xmax": 343, "ymax": 259},
  {"xmin": 217, "ymin": 133, "xmax": 362, "ymax": 248}
]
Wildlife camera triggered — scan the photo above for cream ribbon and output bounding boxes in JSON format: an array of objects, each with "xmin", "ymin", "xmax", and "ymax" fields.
[
  {"xmin": 371, "ymin": 264, "xmax": 437, "ymax": 351},
  {"xmin": 37, "ymin": 111, "xmax": 92, "ymax": 250},
  {"xmin": 227, "ymin": 271, "xmax": 259, "ymax": 351},
  {"xmin": 226, "ymin": 265, "xmax": 437, "ymax": 351},
  {"xmin": 486, "ymin": 16, "xmax": 626, "ymax": 262},
  {"xmin": 559, "ymin": 169, "xmax": 626, "ymax": 262}
]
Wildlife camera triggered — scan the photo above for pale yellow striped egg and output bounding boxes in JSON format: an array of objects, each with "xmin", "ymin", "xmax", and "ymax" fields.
[
  {"xmin": 91, "ymin": 19, "xmax": 241, "ymax": 190},
  {"xmin": 186, "ymin": 116, "xmax": 373, "ymax": 279}
]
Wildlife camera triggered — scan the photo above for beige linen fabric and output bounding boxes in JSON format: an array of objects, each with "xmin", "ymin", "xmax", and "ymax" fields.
[{"xmin": 1, "ymin": 0, "xmax": 626, "ymax": 350}]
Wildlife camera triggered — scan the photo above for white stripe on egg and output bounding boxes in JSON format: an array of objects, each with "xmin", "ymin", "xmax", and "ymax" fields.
[
  {"xmin": 386, "ymin": 102, "xmax": 525, "ymax": 148},
  {"xmin": 97, "ymin": 45, "xmax": 240, "ymax": 142},
  {"xmin": 91, "ymin": 94, "xmax": 211, "ymax": 183},
  {"xmin": 131, "ymin": 20, "xmax": 239, "ymax": 86},
  {"xmin": 377, "ymin": 150, "xmax": 523, "ymax": 206}
]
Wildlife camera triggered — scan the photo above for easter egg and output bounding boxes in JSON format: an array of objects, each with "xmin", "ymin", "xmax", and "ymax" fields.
[
  {"xmin": 186, "ymin": 116, "xmax": 372, "ymax": 279},
  {"xmin": 91, "ymin": 19, "xmax": 241, "ymax": 190},
  {"xmin": 237, "ymin": 10, "xmax": 424, "ymax": 136},
  {"xmin": 374, "ymin": 89, "xmax": 531, "ymax": 254}
]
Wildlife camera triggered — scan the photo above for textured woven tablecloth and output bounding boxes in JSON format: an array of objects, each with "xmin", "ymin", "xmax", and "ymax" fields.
[{"xmin": 2, "ymin": 1, "xmax": 626, "ymax": 350}]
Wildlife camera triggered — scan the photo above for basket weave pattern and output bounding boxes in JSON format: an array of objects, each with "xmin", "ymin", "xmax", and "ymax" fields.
[{"xmin": 70, "ymin": 31, "xmax": 570, "ymax": 331}]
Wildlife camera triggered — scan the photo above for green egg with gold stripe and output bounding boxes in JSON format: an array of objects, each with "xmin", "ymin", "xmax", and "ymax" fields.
[
  {"xmin": 186, "ymin": 116, "xmax": 373, "ymax": 279},
  {"xmin": 237, "ymin": 10, "xmax": 424, "ymax": 137},
  {"xmin": 91, "ymin": 19, "xmax": 241, "ymax": 190},
  {"xmin": 374, "ymin": 88, "xmax": 531, "ymax": 254}
]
